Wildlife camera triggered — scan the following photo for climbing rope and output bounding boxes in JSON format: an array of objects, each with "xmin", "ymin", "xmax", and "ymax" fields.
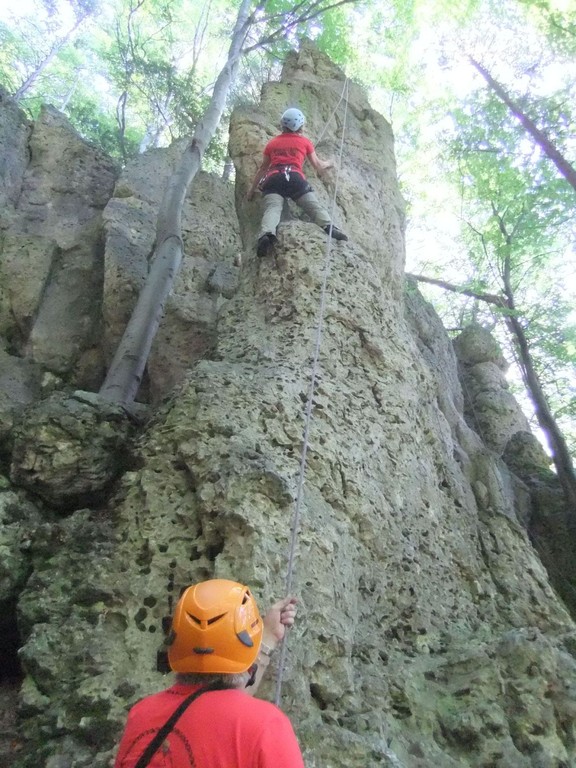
[
  {"xmin": 274, "ymin": 77, "xmax": 350, "ymax": 707},
  {"xmin": 315, "ymin": 79, "xmax": 349, "ymax": 146}
]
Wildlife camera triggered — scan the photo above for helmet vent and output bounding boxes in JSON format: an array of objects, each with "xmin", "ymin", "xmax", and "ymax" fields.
[
  {"xmin": 193, "ymin": 647, "xmax": 214, "ymax": 655},
  {"xmin": 236, "ymin": 630, "xmax": 254, "ymax": 648},
  {"xmin": 187, "ymin": 612, "xmax": 202, "ymax": 625},
  {"xmin": 207, "ymin": 613, "xmax": 226, "ymax": 625}
]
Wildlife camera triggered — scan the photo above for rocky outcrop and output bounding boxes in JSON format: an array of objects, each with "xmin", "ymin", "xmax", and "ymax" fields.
[
  {"xmin": 0, "ymin": 92, "xmax": 243, "ymax": 768},
  {"xmin": 0, "ymin": 100, "xmax": 117, "ymax": 431},
  {"xmin": 1, "ymin": 42, "xmax": 575, "ymax": 768},
  {"xmin": 0, "ymin": 105, "xmax": 117, "ymax": 386},
  {"xmin": 0, "ymin": 96, "xmax": 242, "ymax": 423},
  {"xmin": 9, "ymin": 391, "xmax": 142, "ymax": 509},
  {"xmin": 0, "ymin": 88, "xmax": 30, "ymax": 217},
  {"xmin": 454, "ymin": 324, "xmax": 535, "ymax": 455},
  {"xmin": 453, "ymin": 323, "xmax": 576, "ymax": 616}
]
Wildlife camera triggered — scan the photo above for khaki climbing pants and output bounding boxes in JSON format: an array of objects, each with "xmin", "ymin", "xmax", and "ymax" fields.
[{"xmin": 259, "ymin": 191, "xmax": 332, "ymax": 238}]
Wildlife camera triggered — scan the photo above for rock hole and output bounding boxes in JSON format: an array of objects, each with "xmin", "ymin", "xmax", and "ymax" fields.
[
  {"xmin": 134, "ymin": 607, "xmax": 148, "ymax": 630},
  {"xmin": 309, "ymin": 683, "xmax": 328, "ymax": 710},
  {"xmin": 206, "ymin": 538, "xmax": 225, "ymax": 561},
  {"xmin": 0, "ymin": 598, "xmax": 22, "ymax": 684},
  {"xmin": 136, "ymin": 541, "xmax": 152, "ymax": 568}
]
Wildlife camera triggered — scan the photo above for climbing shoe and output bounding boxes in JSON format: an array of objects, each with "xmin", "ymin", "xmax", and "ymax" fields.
[
  {"xmin": 324, "ymin": 225, "xmax": 348, "ymax": 241},
  {"xmin": 257, "ymin": 233, "xmax": 277, "ymax": 257}
]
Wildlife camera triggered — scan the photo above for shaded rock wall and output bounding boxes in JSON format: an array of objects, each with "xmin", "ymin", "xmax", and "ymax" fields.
[
  {"xmin": 0, "ymin": 104, "xmax": 116, "ymax": 386},
  {"xmin": 0, "ymin": 89, "xmax": 242, "ymax": 767},
  {"xmin": 0, "ymin": 96, "xmax": 242, "ymax": 437},
  {"xmin": 1, "ymin": 42, "xmax": 575, "ymax": 768},
  {"xmin": 455, "ymin": 323, "xmax": 576, "ymax": 618}
]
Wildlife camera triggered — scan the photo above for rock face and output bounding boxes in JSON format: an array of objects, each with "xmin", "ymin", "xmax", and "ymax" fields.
[
  {"xmin": 454, "ymin": 324, "xmax": 534, "ymax": 455},
  {"xmin": 0, "ymin": 97, "xmax": 242, "ymax": 419},
  {"xmin": 9, "ymin": 392, "xmax": 141, "ymax": 509},
  {"xmin": 0, "ymin": 104, "xmax": 117, "ymax": 388},
  {"xmin": 1, "ymin": 42, "xmax": 576, "ymax": 768},
  {"xmin": 102, "ymin": 142, "xmax": 242, "ymax": 403},
  {"xmin": 454, "ymin": 323, "xmax": 576, "ymax": 616}
]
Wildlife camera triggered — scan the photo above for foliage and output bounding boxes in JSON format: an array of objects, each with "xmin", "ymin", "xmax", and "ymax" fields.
[
  {"xmin": 0, "ymin": 0, "xmax": 574, "ymax": 448},
  {"xmin": 431, "ymin": 77, "xmax": 576, "ymax": 453},
  {"xmin": 517, "ymin": 0, "xmax": 576, "ymax": 57},
  {"xmin": 0, "ymin": 22, "xmax": 25, "ymax": 93},
  {"xmin": 68, "ymin": 93, "xmax": 140, "ymax": 158}
]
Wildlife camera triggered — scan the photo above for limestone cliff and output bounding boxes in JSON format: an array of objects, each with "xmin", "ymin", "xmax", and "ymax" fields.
[{"xmin": 1, "ymin": 45, "xmax": 575, "ymax": 768}]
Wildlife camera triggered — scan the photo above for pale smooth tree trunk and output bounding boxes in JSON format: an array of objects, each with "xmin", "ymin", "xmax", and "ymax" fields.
[
  {"xmin": 99, "ymin": 0, "xmax": 253, "ymax": 405},
  {"xmin": 469, "ymin": 57, "xmax": 576, "ymax": 193}
]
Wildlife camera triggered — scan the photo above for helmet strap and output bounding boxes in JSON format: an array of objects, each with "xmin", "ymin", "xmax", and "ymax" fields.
[{"xmin": 245, "ymin": 663, "xmax": 258, "ymax": 687}]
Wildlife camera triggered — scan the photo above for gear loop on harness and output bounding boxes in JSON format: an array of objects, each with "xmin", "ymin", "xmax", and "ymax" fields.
[
  {"xmin": 274, "ymin": 77, "xmax": 350, "ymax": 707},
  {"xmin": 258, "ymin": 163, "xmax": 294, "ymax": 189}
]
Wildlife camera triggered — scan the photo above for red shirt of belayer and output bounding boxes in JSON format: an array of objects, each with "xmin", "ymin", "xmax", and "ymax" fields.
[
  {"xmin": 114, "ymin": 683, "xmax": 304, "ymax": 768},
  {"xmin": 113, "ymin": 580, "xmax": 304, "ymax": 768}
]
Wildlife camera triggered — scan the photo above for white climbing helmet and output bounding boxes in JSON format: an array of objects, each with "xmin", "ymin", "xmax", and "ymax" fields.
[{"xmin": 281, "ymin": 108, "xmax": 305, "ymax": 132}]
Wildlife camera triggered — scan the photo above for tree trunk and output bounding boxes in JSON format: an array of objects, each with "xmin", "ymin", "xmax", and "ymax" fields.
[
  {"xmin": 99, "ymin": 0, "xmax": 253, "ymax": 405},
  {"xmin": 500, "ymin": 275, "xmax": 576, "ymax": 513},
  {"xmin": 405, "ymin": 273, "xmax": 505, "ymax": 307},
  {"xmin": 469, "ymin": 57, "xmax": 576, "ymax": 193},
  {"xmin": 410, "ymin": 271, "xmax": 576, "ymax": 513}
]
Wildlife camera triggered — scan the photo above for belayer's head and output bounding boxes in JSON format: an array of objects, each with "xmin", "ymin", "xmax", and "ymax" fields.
[
  {"xmin": 280, "ymin": 107, "xmax": 305, "ymax": 133},
  {"xmin": 167, "ymin": 579, "xmax": 263, "ymax": 680}
]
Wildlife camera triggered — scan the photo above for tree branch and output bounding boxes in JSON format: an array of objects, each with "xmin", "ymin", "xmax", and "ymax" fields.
[
  {"xmin": 406, "ymin": 273, "xmax": 507, "ymax": 308},
  {"xmin": 243, "ymin": 0, "xmax": 356, "ymax": 54},
  {"xmin": 469, "ymin": 56, "xmax": 576, "ymax": 193}
]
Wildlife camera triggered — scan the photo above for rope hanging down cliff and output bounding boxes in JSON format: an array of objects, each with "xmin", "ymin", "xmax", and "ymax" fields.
[{"xmin": 274, "ymin": 78, "xmax": 350, "ymax": 706}]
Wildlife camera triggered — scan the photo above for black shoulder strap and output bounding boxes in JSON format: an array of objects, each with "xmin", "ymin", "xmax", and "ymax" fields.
[{"xmin": 134, "ymin": 683, "xmax": 223, "ymax": 768}]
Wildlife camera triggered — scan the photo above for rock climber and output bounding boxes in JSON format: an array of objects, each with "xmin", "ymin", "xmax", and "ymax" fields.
[
  {"xmin": 247, "ymin": 107, "xmax": 348, "ymax": 257},
  {"xmin": 114, "ymin": 579, "xmax": 303, "ymax": 768}
]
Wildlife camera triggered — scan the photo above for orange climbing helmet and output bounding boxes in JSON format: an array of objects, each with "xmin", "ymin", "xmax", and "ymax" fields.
[{"xmin": 167, "ymin": 579, "xmax": 263, "ymax": 674}]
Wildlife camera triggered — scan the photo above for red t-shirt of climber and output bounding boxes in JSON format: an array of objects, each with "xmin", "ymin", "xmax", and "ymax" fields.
[
  {"xmin": 264, "ymin": 132, "xmax": 315, "ymax": 176},
  {"xmin": 114, "ymin": 684, "xmax": 305, "ymax": 768}
]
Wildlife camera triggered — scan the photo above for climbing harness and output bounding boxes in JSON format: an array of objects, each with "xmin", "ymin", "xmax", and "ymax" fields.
[
  {"xmin": 258, "ymin": 163, "xmax": 294, "ymax": 189},
  {"xmin": 274, "ymin": 77, "xmax": 350, "ymax": 707}
]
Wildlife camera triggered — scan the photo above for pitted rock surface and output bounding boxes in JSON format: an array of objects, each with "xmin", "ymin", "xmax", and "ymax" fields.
[
  {"xmin": 10, "ymin": 392, "xmax": 138, "ymax": 509},
  {"xmin": 2, "ymin": 41, "xmax": 575, "ymax": 768}
]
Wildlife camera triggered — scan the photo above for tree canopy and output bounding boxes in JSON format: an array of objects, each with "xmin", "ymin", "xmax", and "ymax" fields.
[{"xmin": 1, "ymin": 0, "xmax": 574, "ymax": 460}]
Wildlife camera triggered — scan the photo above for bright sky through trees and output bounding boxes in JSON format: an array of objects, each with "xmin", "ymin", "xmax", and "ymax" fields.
[{"xmin": 1, "ymin": 0, "xmax": 574, "ymax": 459}]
